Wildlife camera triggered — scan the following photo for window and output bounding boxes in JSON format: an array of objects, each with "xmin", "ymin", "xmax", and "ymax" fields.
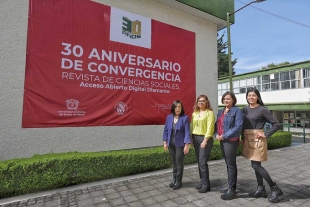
[
  {"xmin": 262, "ymin": 75, "xmax": 270, "ymax": 84},
  {"xmin": 218, "ymin": 83, "xmax": 229, "ymax": 96},
  {"xmin": 271, "ymin": 82, "xmax": 279, "ymax": 91},
  {"xmin": 233, "ymin": 80, "xmax": 239, "ymax": 94},
  {"xmin": 291, "ymin": 80, "xmax": 298, "ymax": 89},
  {"xmin": 280, "ymin": 71, "xmax": 290, "ymax": 81},
  {"xmin": 240, "ymin": 79, "xmax": 246, "ymax": 87},
  {"xmin": 238, "ymin": 80, "xmax": 247, "ymax": 93},
  {"xmin": 303, "ymin": 68, "xmax": 310, "ymax": 88},
  {"xmin": 246, "ymin": 78, "xmax": 253, "ymax": 86},
  {"xmin": 281, "ymin": 81, "xmax": 290, "ymax": 89},
  {"xmin": 290, "ymin": 69, "xmax": 300, "ymax": 80},
  {"xmin": 284, "ymin": 111, "xmax": 310, "ymax": 129},
  {"xmin": 233, "ymin": 88, "xmax": 239, "ymax": 94},
  {"xmin": 270, "ymin": 73, "xmax": 279, "ymax": 82},
  {"xmin": 290, "ymin": 70, "xmax": 296, "ymax": 79},
  {"xmin": 290, "ymin": 69, "xmax": 301, "ymax": 89},
  {"xmin": 296, "ymin": 111, "xmax": 310, "ymax": 128},
  {"xmin": 254, "ymin": 85, "xmax": 261, "ymax": 91},
  {"xmin": 254, "ymin": 76, "xmax": 261, "ymax": 85},
  {"xmin": 233, "ymin": 80, "xmax": 239, "ymax": 88},
  {"xmin": 218, "ymin": 90, "xmax": 222, "ymax": 96},
  {"xmin": 240, "ymin": 87, "xmax": 247, "ymax": 94},
  {"xmin": 221, "ymin": 82, "xmax": 228, "ymax": 90},
  {"xmin": 304, "ymin": 79, "xmax": 310, "ymax": 88},
  {"xmin": 303, "ymin": 68, "xmax": 310, "ymax": 78},
  {"xmin": 262, "ymin": 83, "xmax": 270, "ymax": 91},
  {"xmin": 280, "ymin": 71, "xmax": 291, "ymax": 90}
]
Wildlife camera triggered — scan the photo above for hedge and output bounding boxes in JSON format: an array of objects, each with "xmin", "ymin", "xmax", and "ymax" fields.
[{"xmin": 0, "ymin": 131, "xmax": 291, "ymax": 199}]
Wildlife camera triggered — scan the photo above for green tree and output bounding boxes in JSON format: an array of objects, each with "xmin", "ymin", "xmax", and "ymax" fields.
[
  {"xmin": 261, "ymin": 62, "xmax": 291, "ymax": 70},
  {"xmin": 217, "ymin": 33, "xmax": 237, "ymax": 78}
]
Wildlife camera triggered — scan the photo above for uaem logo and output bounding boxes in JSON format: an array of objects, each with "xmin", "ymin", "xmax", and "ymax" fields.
[
  {"xmin": 114, "ymin": 102, "xmax": 127, "ymax": 115},
  {"xmin": 110, "ymin": 7, "xmax": 151, "ymax": 49},
  {"xmin": 122, "ymin": 17, "xmax": 141, "ymax": 39}
]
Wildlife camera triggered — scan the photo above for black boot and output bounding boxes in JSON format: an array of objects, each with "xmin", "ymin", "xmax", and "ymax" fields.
[
  {"xmin": 198, "ymin": 184, "xmax": 210, "ymax": 193},
  {"xmin": 221, "ymin": 188, "xmax": 237, "ymax": 200},
  {"xmin": 172, "ymin": 181, "xmax": 182, "ymax": 190},
  {"xmin": 198, "ymin": 169, "xmax": 211, "ymax": 193},
  {"xmin": 268, "ymin": 183, "xmax": 283, "ymax": 203},
  {"xmin": 172, "ymin": 166, "xmax": 183, "ymax": 190},
  {"xmin": 195, "ymin": 182, "xmax": 202, "ymax": 189},
  {"xmin": 249, "ymin": 186, "xmax": 267, "ymax": 198},
  {"xmin": 169, "ymin": 166, "xmax": 177, "ymax": 188},
  {"xmin": 198, "ymin": 178, "xmax": 210, "ymax": 193},
  {"xmin": 219, "ymin": 186, "xmax": 229, "ymax": 193},
  {"xmin": 169, "ymin": 175, "xmax": 176, "ymax": 188}
]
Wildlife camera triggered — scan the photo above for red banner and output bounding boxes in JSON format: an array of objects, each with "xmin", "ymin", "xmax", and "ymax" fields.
[{"xmin": 22, "ymin": 0, "xmax": 196, "ymax": 127}]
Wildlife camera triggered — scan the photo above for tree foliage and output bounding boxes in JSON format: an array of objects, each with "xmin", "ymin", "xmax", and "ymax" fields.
[
  {"xmin": 217, "ymin": 33, "xmax": 237, "ymax": 78},
  {"xmin": 261, "ymin": 62, "xmax": 291, "ymax": 70}
]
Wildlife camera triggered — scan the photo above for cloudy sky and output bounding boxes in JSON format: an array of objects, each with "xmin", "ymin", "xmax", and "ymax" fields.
[{"xmin": 218, "ymin": 0, "xmax": 310, "ymax": 74}]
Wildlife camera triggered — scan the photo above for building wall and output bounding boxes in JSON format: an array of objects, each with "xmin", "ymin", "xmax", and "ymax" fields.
[
  {"xmin": 218, "ymin": 88, "xmax": 310, "ymax": 106},
  {"xmin": 217, "ymin": 62, "xmax": 310, "ymax": 133},
  {"xmin": 0, "ymin": 0, "xmax": 218, "ymax": 160}
]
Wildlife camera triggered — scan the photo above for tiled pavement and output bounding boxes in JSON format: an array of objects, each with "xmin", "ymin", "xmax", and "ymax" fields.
[{"xmin": 1, "ymin": 143, "xmax": 310, "ymax": 207}]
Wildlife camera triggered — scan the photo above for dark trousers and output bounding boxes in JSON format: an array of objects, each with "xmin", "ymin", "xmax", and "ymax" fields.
[
  {"xmin": 169, "ymin": 144, "xmax": 185, "ymax": 182},
  {"xmin": 220, "ymin": 140, "xmax": 238, "ymax": 189},
  {"xmin": 192, "ymin": 135, "xmax": 214, "ymax": 187}
]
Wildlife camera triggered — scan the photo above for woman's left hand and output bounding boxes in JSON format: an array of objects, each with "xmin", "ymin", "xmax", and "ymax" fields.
[
  {"xmin": 255, "ymin": 131, "xmax": 266, "ymax": 139},
  {"xmin": 200, "ymin": 140, "xmax": 207, "ymax": 148}
]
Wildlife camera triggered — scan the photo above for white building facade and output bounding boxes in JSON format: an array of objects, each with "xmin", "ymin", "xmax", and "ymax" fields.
[{"xmin": 218, "ymin": 61, "xmax": 310, "ymax": 133}]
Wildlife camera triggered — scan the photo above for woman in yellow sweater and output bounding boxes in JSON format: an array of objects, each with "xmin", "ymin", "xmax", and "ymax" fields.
[{"xmin": 191, "ymin": 95, "xmax": 215, "ymax": 193}]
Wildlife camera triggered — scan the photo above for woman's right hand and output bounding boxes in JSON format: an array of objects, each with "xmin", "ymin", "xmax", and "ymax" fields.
[
  {"xmin": 216, "ymin": 135, "xmax": 224, "ymax": 141},
  {"xmin": 164, "ymin": 142, "xmax": 168, "ymax": 151},
  {"xmin": 184, "ymin": 144, "xmax": 190, "ymax": 154}
]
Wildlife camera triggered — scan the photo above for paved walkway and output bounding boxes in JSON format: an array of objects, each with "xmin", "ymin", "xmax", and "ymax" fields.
[{"xmin": 1, "ymin": 143, "xmax": 310, "ymax": 207}]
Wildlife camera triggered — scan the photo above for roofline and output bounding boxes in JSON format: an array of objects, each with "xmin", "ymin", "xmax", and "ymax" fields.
[
  {"xmin": 219, "ymin": 60, "xmax": 310, "ymax": 82},
  {"xmin": 155, "ymin": 0, "xmax": 229, "ymax": 30}
]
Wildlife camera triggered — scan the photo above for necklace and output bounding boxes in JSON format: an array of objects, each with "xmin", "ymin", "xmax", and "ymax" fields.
[
  {"xmin": 249, "ymin": 104, "xmax": 260, "ymax": 108},
  {"xmin": 174, "ymin": 116, "xmax": 179, "ymax": 123},
  {"xmin": 199, "ymin": 110, "xmax": 206, "ymax": 117},
  {"xmin": 224, "ymin": 108, "xmax": 230, "ymax": 114},
  {"xmin": 196, "ymin": 110, "xmax": 206, "ymax": 128}
]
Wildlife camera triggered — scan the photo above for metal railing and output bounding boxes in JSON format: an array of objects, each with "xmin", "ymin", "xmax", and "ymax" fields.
[
  {"xmin": 281, "ymin": 123, "xmax": 308, "ymax": 143},
  {"xmin": 264, "ymin": 123, "xmax": 308, "ymax": 143}
]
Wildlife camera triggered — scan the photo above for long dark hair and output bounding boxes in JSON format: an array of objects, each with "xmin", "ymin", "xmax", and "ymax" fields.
[
  {"xmin": 171, "ymin": 100, "xmax": 185, "ymax": 116},
  {"xmin": 246, "ymin": 88, "xmax": 265, "ymax": 106}
]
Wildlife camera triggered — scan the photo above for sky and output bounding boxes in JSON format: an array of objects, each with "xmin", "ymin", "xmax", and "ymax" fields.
[{"xmin": 218, "ymin": 0, "xmax": 310, "ymax": 75}]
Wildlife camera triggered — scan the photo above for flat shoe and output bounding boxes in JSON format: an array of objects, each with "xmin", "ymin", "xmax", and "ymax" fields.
[
  {"xmin": 198, "ymin": 185, "xmax": 210, "ymax": 193},
  {"xmin": 195, "ymin": 183, "xmax": 202, "ymax": 189}
]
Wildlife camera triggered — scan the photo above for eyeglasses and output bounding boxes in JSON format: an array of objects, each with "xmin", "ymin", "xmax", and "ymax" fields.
[{"xmin": 198, "ymin": 100, "xmax": 206, "ymax": 103}]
